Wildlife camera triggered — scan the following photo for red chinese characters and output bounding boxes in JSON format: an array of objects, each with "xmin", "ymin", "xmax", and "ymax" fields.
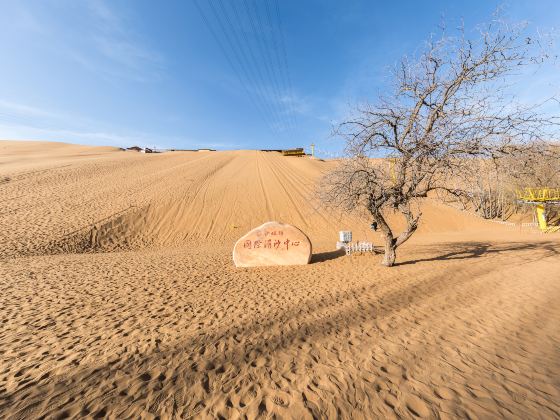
[
  {"xmin": 246, "ymin": 237, "xmax": 300, "ymax": 251},
  {"xmin": 233, "ymin": 221, "xmax": 312, "ymax": 267}
]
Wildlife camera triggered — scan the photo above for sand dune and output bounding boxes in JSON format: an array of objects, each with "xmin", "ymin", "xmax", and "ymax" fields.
[
  {"xmin": 0, "ymin": 141, "xmax": 491, "ymax": 258},
  {"xmin": 1, "ymin": 141, "xmax": 559, "ymax": 419}
]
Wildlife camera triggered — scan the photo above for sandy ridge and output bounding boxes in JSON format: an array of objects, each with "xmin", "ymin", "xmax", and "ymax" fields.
[{"xmin": 0, "ymin": 141, "xmax": 558, "ymax": 419}]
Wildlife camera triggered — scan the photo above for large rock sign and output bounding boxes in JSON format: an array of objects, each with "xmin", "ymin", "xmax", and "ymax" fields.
[{"xmin": 233, "ymin": 222, "xmax": 312, "ymax": 267}]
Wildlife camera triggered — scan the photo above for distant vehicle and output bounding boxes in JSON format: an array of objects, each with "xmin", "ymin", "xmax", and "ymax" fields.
[
  {"xmin": 126, "ymin": 146, "xmax": 144, "ymax": 152},
  {"xmin": 282, "ymin": 148, "xmax": 306, "ymax": 157}
]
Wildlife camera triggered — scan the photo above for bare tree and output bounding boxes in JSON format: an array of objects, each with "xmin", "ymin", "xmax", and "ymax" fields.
[
  {"xmin": 319, "ymin": 17, "xmax": 559, "ymax": 266},
  {"xmin": 504, "ymin": 142, "xmax": 560, "ymax": 187},
  {"xmin": 441, "ymin": 143, "xmax": 560, "ymax": 220}
]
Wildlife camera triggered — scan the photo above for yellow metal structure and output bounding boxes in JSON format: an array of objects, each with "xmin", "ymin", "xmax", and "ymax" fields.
[
  {"xmin": 516, "ymin": 187, "xmax": 560, "ymax": 202},
  {"xmin": 282, "ymin": 148, "xmax": 305, "ymax": 157},
  {"xmin": 516, "ymin": 188, "xmax": 560, "ymax": 233},
  {"xmin": 536, "ymin": 204, "xmax": 548, "ymax": 231}
]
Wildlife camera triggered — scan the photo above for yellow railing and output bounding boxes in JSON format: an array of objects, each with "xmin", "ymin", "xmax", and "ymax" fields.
[
  {"xmin": 282, "ymin": 148, "xmax": 306, "ymax": 157},
  {"xmin": 516, "ymin": 187, "xmax": 560, "ymax": 202},
  {"xmin": 516, "ymin": 187, "xmax": 560, "ymax": 233}
]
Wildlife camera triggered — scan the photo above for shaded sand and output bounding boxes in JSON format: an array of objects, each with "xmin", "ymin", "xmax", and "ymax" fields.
[{"xmin": 1, "ymin": 141, "xmax": 559, "ymax": 418}]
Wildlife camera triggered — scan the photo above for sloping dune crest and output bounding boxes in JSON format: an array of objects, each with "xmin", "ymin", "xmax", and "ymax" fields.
[
  {"xmin": 1, "ymin": 141, "xmax": 559, "ymax": 419},
  {"xmin": 1, "ymin": 141, "xmax": 490, "ymax": 257}
]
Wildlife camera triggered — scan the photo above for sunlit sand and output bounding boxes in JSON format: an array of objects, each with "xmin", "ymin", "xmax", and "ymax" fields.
[{"xmin": 1, "ymin": 141, "xmax": 559, "ymax": 418}]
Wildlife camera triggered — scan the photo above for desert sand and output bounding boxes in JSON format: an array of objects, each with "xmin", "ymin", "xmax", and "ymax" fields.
[{"xmin": 1, "ymin": 140, "xmax": 559, "ymax": 419}]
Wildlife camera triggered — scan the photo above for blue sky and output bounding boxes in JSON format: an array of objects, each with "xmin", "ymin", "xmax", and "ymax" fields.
[{"xmin": 0, "ymin": 1, "xmax": 559, "ymax": 155}]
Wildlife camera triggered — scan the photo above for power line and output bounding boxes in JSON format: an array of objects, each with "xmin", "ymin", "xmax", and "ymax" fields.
[
  {"xmin": 274, "ymin": 0, "xmax": 299, "ymax": 132},
  {"xmin": 246, "ymin": 0, "xmax": 292, "ymax": 131},
  {"xmin": 229, "ymin": 0, "xmax": 290, "ymax": 133},
  {"xmin": 194, "ymin": 0, "xmax": 298, "ymax": 138},
  {"xmin": 194, "ymin": 0, "xmax": 277, "ymax": 133},
  {"xmin": 263, "ymin": 0, "xmax": 292, "ymax": 130},
  {"xmin": 208, "ymin": 0, "xmax": 283, "ymax": 131},
  {"xmin": 216, "ymin": 0, "xmax": 287, "ymax": 132},
  {"xmin": 256, "ymin": 0, "xmax": 295, "ymax": 132}
]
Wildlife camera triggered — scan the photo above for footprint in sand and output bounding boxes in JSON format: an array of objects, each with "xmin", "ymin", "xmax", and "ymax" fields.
[
  {"xmin": 405, "ymin": 395, "xmax": 431, "ymax": 417},
  {"xmin": 383, "ymin": 393, "xmax": 398, "ymax": 409},
  {"xmin": 272, "ymin": 396, "xmax": 287, "ymax": 407},
  {"xmin": 238, "ymin": 385, "xmax": 259, "ymax": 407},
  {"xmin": 434, "ymin": 387, "xmax": 455, "ymax": 400},
  {"xmin": 271, "ymin": 391, "xmax": 290, "ymax": 408},
  {"xmin": 185, "ymin": 401, "xmax": 205, "ymax": 418}
]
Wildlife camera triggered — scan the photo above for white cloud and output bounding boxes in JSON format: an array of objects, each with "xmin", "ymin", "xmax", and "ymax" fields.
[
  {"xmin": 84, "ymin": 0, "xmax": 164, "ymax": 80},
  {"xmin": 3, "ymin": 0, "xmax": 165, "ymax": 83},
  {"xmin": 278, "ymin": 92, "xmax": 311, "ymax": 115},
  {"xmin": 0, "ymin": 123, "xmax": 136, "ymax": 144},
  {"xmin": 87, "ymin": 0, "xmax": 120, "ymax": 31},
  {"xmin": 0, "ymin": 121, "xmax": 206, "ymax": 150},
  {"xmin": 0, "ymin": 100, "xmax": 243, "ymax": 150},
  {"xmin": 0, "ymin": 100, "xmax": 151, "ymax": 147},
  {"xmin": 0, "ymin": 100, "xmax": 63, "ymax": 119}
]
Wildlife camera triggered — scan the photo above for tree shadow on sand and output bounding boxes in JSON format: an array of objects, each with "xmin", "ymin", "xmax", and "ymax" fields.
[
  {"xmin": 4, "ymin": 241, "xmax": 560, "ymax": 418},
  {"xmin": 397, "ymin": 241, "xmax": 560, "ymax": 266},
  {"xmin": 4, "ymin": 255, "xmax": 484, "ymax": 417}
]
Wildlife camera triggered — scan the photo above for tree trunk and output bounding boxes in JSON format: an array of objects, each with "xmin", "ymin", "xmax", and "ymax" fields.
[
  {"xmin": 371, "ymin": 203, "xmax": 421, "ymax": 267},
  {"xmin": 382, "ymin": 237, "xmax": 397, "ymax": 266},
  {"xmin": 370, "ymin": 209, "xmax": 397, "ymax": 267}
]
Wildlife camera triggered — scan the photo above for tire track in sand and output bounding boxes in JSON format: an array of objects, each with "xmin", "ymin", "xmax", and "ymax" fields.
[
  {"xmin": 185, "ymin": 153, "xmax": 238, "ymax": 239},
  {"xmin": 256, "ymin": 151, "xmax": 274, "ymax": 219},
  {"xmin": 259, "ymin": 152, "xmax": 308, "ymax": 227}
]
